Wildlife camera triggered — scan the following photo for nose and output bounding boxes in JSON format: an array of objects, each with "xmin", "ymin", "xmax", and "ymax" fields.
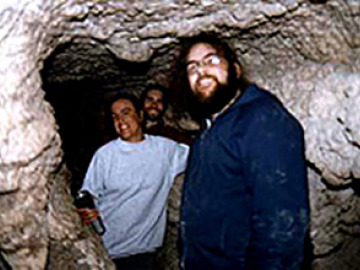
[
  {"xmin": 116, "ymin": 115, "xmax": 126, "ymax": 124},
  {"xmin": 196, "ymin": 65, "xmax": 206, "ymax": 76}
]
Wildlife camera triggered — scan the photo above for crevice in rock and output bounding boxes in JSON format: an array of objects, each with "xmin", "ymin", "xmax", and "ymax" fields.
[
  {"xmin": 314, "ymin": 241, "xmax": 343, "ymax": 259},
  {"xmin": 0, "ymin": 252, "xmax": 11, "ymax": 270},
  {"xmin": 350, "ymin": 178, "xmax": 360, "ymax": 195}
]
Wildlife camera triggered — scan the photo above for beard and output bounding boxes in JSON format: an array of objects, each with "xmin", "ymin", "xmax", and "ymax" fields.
[
  {"xmin": 190, "ymin": 75, "xmax": 238, "ymax": 119},
  {"xmin": 144, "ymin": 108, "xmax": 163, "ymax": 122}
]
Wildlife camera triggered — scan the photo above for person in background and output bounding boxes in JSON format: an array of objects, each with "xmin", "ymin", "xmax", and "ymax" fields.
[
  {"xmin": 141, "ymin": 84, "xmax": 193, "ymax": 145},
  {"xmin": 177, "ymin": 33, "xmax": 310, "ymax": 270},
  {"xmin": 141, "ymin": 84, "xmax": 194, "ymax": 269},
  {"xmin": 78, "ymin": 92, "xmax": 189, "ymax": 270}
]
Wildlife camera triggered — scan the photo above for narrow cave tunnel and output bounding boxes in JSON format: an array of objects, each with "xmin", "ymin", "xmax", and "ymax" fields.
[
  {"xmin": 39, "ymin": 39, "xmax": 195, "ymax": 269},
  {"xmin": 42, "ymin": 78, "xmax": 108, "ymax": 196},
  {"xmin": 40, "ymin": 40, "xmax": 166, "ymax": 197}
]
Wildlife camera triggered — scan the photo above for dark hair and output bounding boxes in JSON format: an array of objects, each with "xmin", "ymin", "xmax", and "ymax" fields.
[
  {"xmin": 109, "ymin": 91, "xmax": 142, "ymax": 116},
  {"xmin": 174, "ymin": 33, "xmax": 250, "ymax": 115},
  {"xmin": 140, "ymin": 84, "xmax": 168, "ymax": 110},
  {"xmin": 103, "ymin": 91, "xmax": 142, "ymax": 142},
  {"xmin": 179, "ymin": 33, "xmax": 241, "ymax": 71}
]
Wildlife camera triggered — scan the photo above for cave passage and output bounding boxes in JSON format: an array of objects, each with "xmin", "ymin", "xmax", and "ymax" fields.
[{"xmin": 40, "ymin": 41, "xmax": 154, "ymax": 196}]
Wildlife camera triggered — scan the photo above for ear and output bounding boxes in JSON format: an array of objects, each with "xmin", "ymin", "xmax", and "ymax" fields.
[{"xmin": 234, "ymin": 63, "xmax": 242, "ymax": 79}]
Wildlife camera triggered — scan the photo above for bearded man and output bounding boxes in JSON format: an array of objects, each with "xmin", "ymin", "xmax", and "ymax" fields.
[
  {"xmin": 141, "ymin": 84, "xmax": 193, "ymax": 145},
  {"xmin": 177, "ymin": 34, "xmax": 310, "ymax": 270}
]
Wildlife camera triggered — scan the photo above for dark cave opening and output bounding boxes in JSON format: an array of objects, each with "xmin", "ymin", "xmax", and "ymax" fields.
[
  {"xmin": 40, "ymin": 41, "xmax": 153, "ymax": 196},
  {"xmin": 42, "ymin": 79, "xmax": 109, "ymax": 196}
]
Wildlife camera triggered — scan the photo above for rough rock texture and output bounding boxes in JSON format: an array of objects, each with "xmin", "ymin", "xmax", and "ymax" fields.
[
  {"xmin": 1, "ymin": 0, "xmax": 360, "ymax": 269},
  {"xmin": 155, "ymin": 174, "xmax": 185, "ymax": 270},
  {"xmin": 0, "ymin": 0, "xmax": 114, "ymax": 268}
]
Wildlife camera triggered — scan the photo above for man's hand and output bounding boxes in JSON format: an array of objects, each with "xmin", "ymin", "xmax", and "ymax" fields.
[{"xmin": 77, "ymin": 208, "xmax": 99, "ymax": 225}]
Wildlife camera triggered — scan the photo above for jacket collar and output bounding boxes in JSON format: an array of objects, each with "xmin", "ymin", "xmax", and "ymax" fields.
[{"xmin": 209, "ymin": 84, "xmax": 263, "ymax": 123}]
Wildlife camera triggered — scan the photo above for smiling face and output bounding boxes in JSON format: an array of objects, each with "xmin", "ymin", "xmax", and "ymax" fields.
[
  {"xmin": 111, "ymin": 98, "xmax": 143, "ymax": 142},
  {"xmin": 186, "ymin": 42, "xmax": 230, "ymax": 104},
  {"xmin": 185, "ymin": 42, "xmax": 241, "ymax": 117},
  {"xmin": 143, "ymin": 89, "xmax": 165, "ymax": 121}
]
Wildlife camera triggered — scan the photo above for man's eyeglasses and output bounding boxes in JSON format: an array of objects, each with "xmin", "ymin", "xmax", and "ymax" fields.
[{"xmin": 186, "ymin": 54, "xmax": 222, "ymax": 75}]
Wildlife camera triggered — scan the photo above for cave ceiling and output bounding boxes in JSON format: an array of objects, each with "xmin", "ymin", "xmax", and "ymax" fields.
[{"xmin": 42, "ymin": 0, "xmax": 360, "ymax": 94}]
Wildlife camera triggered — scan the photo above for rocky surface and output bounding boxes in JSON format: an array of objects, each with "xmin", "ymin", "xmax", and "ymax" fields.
[{"xmin": 1, "ymin": 0, "xmax": 359, "ymax": 269}]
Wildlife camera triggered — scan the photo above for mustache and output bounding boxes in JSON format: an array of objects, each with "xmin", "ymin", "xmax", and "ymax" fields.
[
  {"xmin": 196, "ymin": 75, "xmax": 218, "ymax": 86},
  {"xmin": 146, "ymin": 107, "xmax": 161, "ymax": 112}
]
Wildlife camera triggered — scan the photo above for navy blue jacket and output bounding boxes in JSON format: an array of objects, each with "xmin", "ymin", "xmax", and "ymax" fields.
[{"xmin": 181, "ymin": 85, "xmax": 309, "ymax": 270}]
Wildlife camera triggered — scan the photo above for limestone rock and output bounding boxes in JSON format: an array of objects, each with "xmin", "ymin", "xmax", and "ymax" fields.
[{"xmin": 1, "ymin": 0, "xmax": 360, "ymax": 269}]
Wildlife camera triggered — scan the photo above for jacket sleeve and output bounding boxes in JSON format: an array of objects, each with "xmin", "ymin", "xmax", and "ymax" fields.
[{"xmin": 243, "ymin": 105, "xmax": 310, "ymax": 269}]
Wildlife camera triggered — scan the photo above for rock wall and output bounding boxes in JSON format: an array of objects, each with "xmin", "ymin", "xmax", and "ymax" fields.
[
  {"xmin": 1, "ymin": 0, "xmax": 359, "ymax": 269},
  {"xmin": 0, "ymin": 0, "xmax": 113, "ymax": 268}
]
